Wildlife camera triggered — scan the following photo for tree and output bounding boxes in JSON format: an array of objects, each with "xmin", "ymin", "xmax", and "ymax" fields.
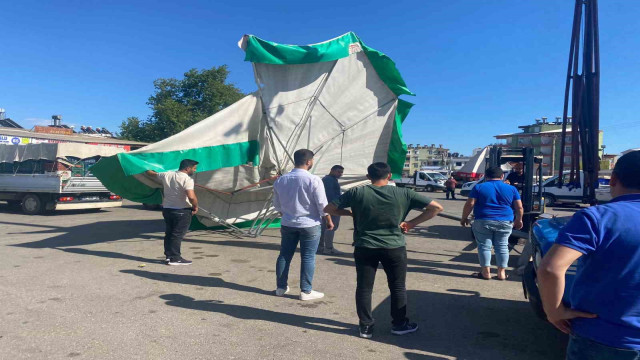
[{"xmin": 119, "ymin": 66, "xmax": 245, "ymax": 142}]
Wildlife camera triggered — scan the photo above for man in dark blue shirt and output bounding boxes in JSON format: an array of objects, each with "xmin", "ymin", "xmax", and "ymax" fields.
[
  {"xmin": 539, "ymin": 151, "xmax": 640, "ymax": 359},
  {"xmin": 319, "ymin": 165, "xmax": 344, "ymax": 255}
]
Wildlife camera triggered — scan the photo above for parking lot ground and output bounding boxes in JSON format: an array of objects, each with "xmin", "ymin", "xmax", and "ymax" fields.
[{"xmin": 0, "ymin": 198, "xmax": 571, "ymax": 359}]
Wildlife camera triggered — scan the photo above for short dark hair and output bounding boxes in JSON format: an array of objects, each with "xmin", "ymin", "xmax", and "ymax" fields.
[
  {"xmin": 179, "ymin": 159, "xmax": 199, "ymax": 170},
  {"xmin": 331, "ymin": 165, "xmax": 344, "ymax": 171},
  {"xmin": 613, "ymin": 151, "xmax": 640, "ymax": 190},
  {"xmin": 485, "ymin": 166, "xmax": 503, "ymax": 179},
  {"xmin": 294, "ymin": 149, "xmax": 314, "ymax": 166},
  {"xmin": 367, "ymin": 162, "xmax": 391, "ymax": 181}
]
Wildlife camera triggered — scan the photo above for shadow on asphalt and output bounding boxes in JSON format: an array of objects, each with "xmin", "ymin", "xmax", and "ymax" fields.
[
  {"xmin": 0, "ymin": 202, "xmax": 146, "ymax": 216},
  {"xmin": 61, "ymin": 247, "xmax": 163, "ymax": 263},
  {"xmin": 370, "ymin": 289, "xmax": 567, "ymax": 360},
  {"xmin": 415, "ymin": 225, "xmax": 475, "ymax": 242},
  {"xmin": 6, "ymin": 219, "xmax": 164, "ymax": 249},
  {"xmin": 159, "ymin": 293, "xmax": 354, "ymax": 335},
  {"xmin": 183, "ymin": 237, "xmax": 281, "ymax": 252},
  {"xmin": 122, "ymin": 270, "xmax": 272, "ymax": 295},
  {"xmin": 323, "ymin": 254, "xmax": 522, "ymax": 282}
]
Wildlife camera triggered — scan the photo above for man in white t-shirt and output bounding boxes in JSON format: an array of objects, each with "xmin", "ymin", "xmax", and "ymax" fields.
[{"xmin": 146, "ymin": 159, "xmax": 199, "ymax": 265}]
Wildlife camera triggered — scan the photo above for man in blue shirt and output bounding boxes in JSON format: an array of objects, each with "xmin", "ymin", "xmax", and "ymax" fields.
[
  {"xmin": 319, "ymin": 165, "xmax": 344, "ymax": 255},
  {"xmin": 538, "ymin": 151, "xmax": 640, "ymax": 359},
  {"xmin": 461, "ymin": 166, "xmax": 523, "ymax": 280}
]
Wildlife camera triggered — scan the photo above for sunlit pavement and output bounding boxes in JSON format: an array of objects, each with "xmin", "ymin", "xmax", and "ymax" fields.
[{"xmin": 0, "ymin": 198, "xmax": 571, "ymax": 359}]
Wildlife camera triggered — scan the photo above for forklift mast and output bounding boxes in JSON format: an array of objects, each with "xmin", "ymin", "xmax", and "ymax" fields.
[
  {"xmin": 486, "ymin": 145, "xmax": 543, "ymax": 234},
  {"xmin": 557, "ymin": 0, "xmax": 600, "ymax": 205}
]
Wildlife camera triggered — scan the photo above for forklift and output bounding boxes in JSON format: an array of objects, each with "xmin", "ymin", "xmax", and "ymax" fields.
[{"xmin": 484, "ymin": 145, "xmax": 546, "ymax": 241}]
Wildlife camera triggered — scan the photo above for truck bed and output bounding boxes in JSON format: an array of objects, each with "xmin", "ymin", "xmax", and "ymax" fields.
[{"xmin": 0, "ymin": 174, "xmax": 110, "ymax": 194}]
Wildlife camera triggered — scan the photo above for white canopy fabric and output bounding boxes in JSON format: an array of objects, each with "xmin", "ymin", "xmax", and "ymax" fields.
[
  {"xmin": 91, "ymin": 32, "xmax": 414, "ymax": 235},
  {"xmin": 0, "ymin": 143, "xmax": 125, "ymax": 164}
]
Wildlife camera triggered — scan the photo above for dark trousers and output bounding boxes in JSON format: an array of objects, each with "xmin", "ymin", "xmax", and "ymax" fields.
[
  {"xmin": 445, "ymin": 188, "xmax": 456, "ymax": 199},
  {"xmin": 354, "ymin": 246, "xmax": 408, "ymax": 326},
  {"xmin": 162, "ymin": 208, "xmax": 192, "ymax": 260},
  {"xmin": 567, "ymin": 334, "xmax": 640, "ymax": 360}
]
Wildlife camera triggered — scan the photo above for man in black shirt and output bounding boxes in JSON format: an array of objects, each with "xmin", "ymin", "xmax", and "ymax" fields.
[{"xmin": 505, "ymin": 163, "xmax": 524, "ymax": 189}]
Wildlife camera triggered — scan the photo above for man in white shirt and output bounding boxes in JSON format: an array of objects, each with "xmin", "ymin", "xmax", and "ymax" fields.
[
  {"xmin": 273, "ymin": 149, "xmax": 333, "ymax": 301},
  {"xmin": 146, "ymin": 159, "xmax": 199, "ymax": 266}
]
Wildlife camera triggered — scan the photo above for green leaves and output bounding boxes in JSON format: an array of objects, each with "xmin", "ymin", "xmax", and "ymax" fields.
[{"xmin": 119, "ymin": 66, "xmax": 245, "ymax": 142}]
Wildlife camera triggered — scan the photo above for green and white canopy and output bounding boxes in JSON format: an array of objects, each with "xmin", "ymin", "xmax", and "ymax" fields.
[{"xmin": 92, "ymin": 32, "xmax": 414, "ymax": 235}]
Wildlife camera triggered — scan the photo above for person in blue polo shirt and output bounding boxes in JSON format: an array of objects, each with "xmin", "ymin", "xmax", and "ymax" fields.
[
  {"xmin": 461, "ymin": 166, "xmax": 524, "ymax": 280},
  {"xmin": 538, "ymin": 150, "xmax": 640, "ymax": 359}
]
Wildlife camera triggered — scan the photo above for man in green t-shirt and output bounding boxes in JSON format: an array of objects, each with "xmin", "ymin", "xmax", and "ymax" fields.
[{"xmin": 324, "ymin": 162, "xmax": 443, "ymax": 339}]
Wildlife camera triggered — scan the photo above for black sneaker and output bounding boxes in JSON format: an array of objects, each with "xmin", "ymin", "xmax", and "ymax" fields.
[
  {"xmin": 391, "ymin": 320, "xmax": 418, "ymax": 335},
  {"xmin": 168, "ymin": 257, "xmax": 192, "ymax": 266},
  {"xmin": 359, "ymin": 324, "xmax": 374, "ymax": 339}
]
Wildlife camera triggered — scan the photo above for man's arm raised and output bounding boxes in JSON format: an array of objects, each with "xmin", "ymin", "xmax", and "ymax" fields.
[{"xmin": 324, "ymin": 203, "xmax": 353, "ymax": 217}]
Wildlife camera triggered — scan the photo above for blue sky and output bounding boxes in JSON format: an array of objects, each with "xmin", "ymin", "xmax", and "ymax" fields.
[{"xmin": 1, "ymin": 0, "xmax": 638, "ymax": 155}]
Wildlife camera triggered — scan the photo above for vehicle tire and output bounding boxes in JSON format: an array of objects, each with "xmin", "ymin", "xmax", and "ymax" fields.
[
  {"xmin": 21, "ymin": 194, "xmax": 43, "ymax": 215},
  {"xmin": 425, "ymin": 185, "xmax": 435, "ymax": 192},
  {"xmin": 543, "ymin": 194, "xmax": 556, "ymax": 207},
  {"xmin": 522, "ymin": 261, "xmax": 547, "ymax": 321}
]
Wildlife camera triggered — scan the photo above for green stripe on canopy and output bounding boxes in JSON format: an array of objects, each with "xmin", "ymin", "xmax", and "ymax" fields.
[
  {"xmin": 118, "ymin": 140, "xmax": 260, "ymax": 176},
  {"xmin": 387, "ymin": 99, "xmax": 414, "ymax": 179},
  {"xmin": 90, "ymin": 140, "xmax": 260, "ymax": 204}
]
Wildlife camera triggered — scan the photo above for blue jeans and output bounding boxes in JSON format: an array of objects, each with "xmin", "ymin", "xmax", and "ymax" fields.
[
  {"xmin": 276, "ymin": 225, "xmax": 321, "ymax": 293},
  {"xmin": 567, "ymin": 334, "xmax": 640, "ymax": 360},
  {"xmin": 472, "ymin": 219, "xmax": 512, "ymax": 268}
]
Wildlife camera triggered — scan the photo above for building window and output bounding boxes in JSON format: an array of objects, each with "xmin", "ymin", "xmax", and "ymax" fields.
[{"xmin": 518, "ymin": 137, "xmax": 531, "ymax": 145}]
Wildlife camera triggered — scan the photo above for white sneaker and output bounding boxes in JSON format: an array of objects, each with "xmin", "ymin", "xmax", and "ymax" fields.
[
  {"xmin": 300, "ymin": 290, "xmax": 324, "ymax": 301},
  {"xmin": 275, "ymin": 286, "xmax": 290, "ymax": 296}
]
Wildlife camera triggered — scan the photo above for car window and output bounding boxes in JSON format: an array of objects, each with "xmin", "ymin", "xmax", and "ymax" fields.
[
  {"xmin": 419, "ymin": 172, "xmax": 427, "ymax": 180},
  {"xmin": 544, "ymin": 176, "xmax": 559, "ymax": 187}
]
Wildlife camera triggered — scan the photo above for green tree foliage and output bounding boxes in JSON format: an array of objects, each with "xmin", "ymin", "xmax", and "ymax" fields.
[{"xmin": 119, "ymin": 66, "xmax": 244, "ymax": 142}]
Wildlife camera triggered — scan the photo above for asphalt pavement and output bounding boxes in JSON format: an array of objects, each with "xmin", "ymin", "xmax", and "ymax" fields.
[{"xmin": 0, "ymin": 192, "xmax": 574, "ymax": 359}]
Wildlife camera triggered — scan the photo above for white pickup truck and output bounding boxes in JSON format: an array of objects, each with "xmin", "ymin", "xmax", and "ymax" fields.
[
  {"xmin": 535, "ymin": 171, "xmax": 612, "ymax": 206},
  {"xmin": 395, "ymin": 171, "xmax": 447, "ymax": 192},
  {"xmin": 460, "ymin": 170, "xmax": 611, "ymax": 205},
  {"xmin": 0, "ymin": 143, "xmax": 124, "ymax": 214}
]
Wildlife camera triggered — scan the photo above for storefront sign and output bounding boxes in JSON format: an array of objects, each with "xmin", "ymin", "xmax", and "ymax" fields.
[{"xmin": 34, "ymin": 126, "xmax": 73, "ymax": 135}]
